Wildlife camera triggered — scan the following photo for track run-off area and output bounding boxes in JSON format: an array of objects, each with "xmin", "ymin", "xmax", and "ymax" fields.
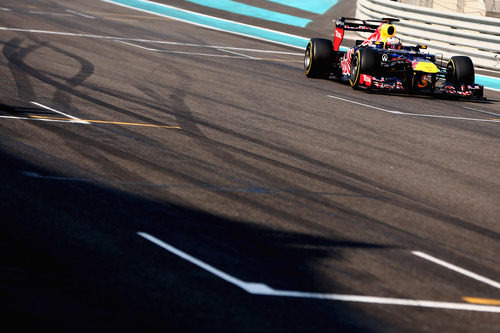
[{"xmin": 1, "ymin": 1, "xmax": 499, "ymax": 331}]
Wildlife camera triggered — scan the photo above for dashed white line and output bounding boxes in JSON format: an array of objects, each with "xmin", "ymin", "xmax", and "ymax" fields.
[
  {"xmin": 137, "ymin": 232, "xmax": 500, "ymax": 313},
  {"xmin": 412, "ymin": 251, "xmax": 500, "ymax": 290}
]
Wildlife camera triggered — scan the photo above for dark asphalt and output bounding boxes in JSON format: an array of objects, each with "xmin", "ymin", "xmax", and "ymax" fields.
[{"xmin": 1, "ymin": 0, "xmax": 499, "ymax": 331}]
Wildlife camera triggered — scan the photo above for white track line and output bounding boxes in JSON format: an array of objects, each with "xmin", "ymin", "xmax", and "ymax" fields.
[
  {"xmin": 0, "ymin": 26, "xmax": 302, "ymax": 56},
  {"xmin": 30, "ymin": 102, "xmax": 90, "ymax": 124},
  {"xmin": 137, "ymin": 232, "xmax": 500, "ymax": 313},
  {"xmin": 463, "ymin": 106, "xmax": 500, "ymax": 118},
  {"xmin": 412, "ymin": 251, "xmax": 500, "ymax": 290},
  {"xmin": 116, "ymin": 40, "xmax": 248, "ymax": 58},
  {"xmin": 217, "ymin": 48, "xmax": 258, "ymax": 59},
  {"xmin": 0, "ymin": 115, "xmax": 87, "ymax": 124},
  {"xmin": 66, "ymin": 9, "xmax": 95, "ymax": 19},
  {"xmin": 328, "ymin": 95, "xmax": 500, "ymax": 123}
]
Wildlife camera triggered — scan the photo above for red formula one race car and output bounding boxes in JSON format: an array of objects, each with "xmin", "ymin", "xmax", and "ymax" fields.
[{"xmin": 304, "ymin": 17, "xmax": 484, "ymax": 99}]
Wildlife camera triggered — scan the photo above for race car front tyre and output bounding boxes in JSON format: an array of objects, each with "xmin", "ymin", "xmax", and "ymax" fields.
[
  {"xmin": 350, "ymin": 48, "xmax": 379, "ymax": 89},
  {"xmin": 304, "ymin": 38, "xmax": 333, "ymax": 78},
  {"xmin": 446, "ymin": 56, "xmax": 474, "ymax": 85}
]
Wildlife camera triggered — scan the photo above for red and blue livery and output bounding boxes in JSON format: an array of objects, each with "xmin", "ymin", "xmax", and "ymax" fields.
[{"xmin": 304, "ymin": 17, "xmax": 484, "ymax": 99}]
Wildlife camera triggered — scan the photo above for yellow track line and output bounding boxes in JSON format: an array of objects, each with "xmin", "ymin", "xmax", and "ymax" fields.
[
  {"xmin": 463, "ymin": 297, "xmax": 500, "ymax": 305},
  {"xmin": 30, "ymin": 115, "xmax": 180, "ymax": 128}
]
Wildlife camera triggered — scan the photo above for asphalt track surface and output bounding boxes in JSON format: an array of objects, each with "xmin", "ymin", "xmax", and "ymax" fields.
[{"xmin": 1, "ymin": 1, "xmax": 499, "ymax": 332}]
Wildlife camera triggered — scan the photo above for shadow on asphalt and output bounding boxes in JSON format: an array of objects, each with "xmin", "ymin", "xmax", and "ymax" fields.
[{"xmin": 1, "ymin": 149, "xmax": 389, "ymax": 332}]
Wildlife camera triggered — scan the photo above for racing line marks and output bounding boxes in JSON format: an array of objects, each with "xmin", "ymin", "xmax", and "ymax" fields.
[
  {"xmin": 328, "ymin": 95, "xmax": 500, "ymax": 124},
  {"xmin": 137, "ymin": 232, "xmax": 500, "ymax": 313}
]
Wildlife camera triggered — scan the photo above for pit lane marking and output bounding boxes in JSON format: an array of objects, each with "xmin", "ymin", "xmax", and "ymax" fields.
[
  {"xmin": 137, "ymin": 231, "xmax": 500, "ymax": 313},
  {"xmin": 328, "ymin": 95, "xmax": 500, "ymax": 124}
]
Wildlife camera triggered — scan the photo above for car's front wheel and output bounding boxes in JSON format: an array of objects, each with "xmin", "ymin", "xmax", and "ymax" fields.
[{"xmin": 446, "ymin": 56, "xmax": 475, "ymax": 85}]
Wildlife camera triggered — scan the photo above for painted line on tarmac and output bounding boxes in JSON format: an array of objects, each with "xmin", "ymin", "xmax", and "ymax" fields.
[
  {"xmin": 116, "ymin": 40, "xmax": 253, "ymax": 58},
  {"xmin": 413, "ymin": 251, "xmax": 500, "ymax": 290},
  {"xmin": 66, "ymin": 9, "xmax": 96, "ymax": 19},
  {"xmin": 0, "ymin": 115, "xmax": 89, "ymax": 124},
  {"xmin": 29, "ymin": 116, "xmax": 180, "ymax": 128},
  {"xmin": 116, "ymin": 40, "xmax": 301, "ymax": 61},
  {"xmin": 475, "ymin": 75, "xmax": 500, "ymax": 92},
  {"xmin": 327, "ymin": 95, "xmax": 500, "ymax": 124},
  {"xmin": 102, "ymin": 0, "xmax": 310, "ymax": 49},
  {"xmin": 184, "ymin": 0, "xmax": 310, "ymax": 27},
  {"xmin": 268, "ymin": 0, "xmax": 339, "ymax": 14},
  {"xmin": 0, "ymin": 102, "xmax": 177, "ymax": 128},
  {"xmin": 137, "ymin": 231, "xmax": 500, "ymax": 313},
  {"xmin": 463, "ymin": 106, "xmax": 500, "ymax": 118},
  {"xmin": 463, "ymin": 297, "xmax": 500, "ymax": 305},
  {"xmin": 31, "ymin": 102, "xmax": 90, "ymax": 124}
]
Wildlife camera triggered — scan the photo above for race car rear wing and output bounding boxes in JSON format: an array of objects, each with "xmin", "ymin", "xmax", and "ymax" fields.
[{"xmin": 333, "ymin": 17, "xmax": 399, "ymax": 51}]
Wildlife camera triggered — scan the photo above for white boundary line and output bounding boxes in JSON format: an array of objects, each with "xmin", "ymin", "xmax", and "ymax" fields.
[
  {"xmin": 0, "ymin": 102, "xmax": 90, "ymax": 124},
  {"xmin": 327, "ymin": 95, "xmax": 500, "ymax": 124},
  {"xmin": 116, "ymin": 40, "xmax": 250, "ymax": 58},
  {"xmin": 463, "ymin": 106, "xmax": 500, "ymax": 118},
  {"xmin": 137, "ymin": 232, "xmax": 500, "ymax": 313},
  {"xmin": 0, "ymin": 27, "xmax": 303, "ymax": 57},
  {"xmin": 412, "ymin": 251, "xmax": 500, "ymax": 290},
  {"xmin": 66, "ymin": 9, "xmax": 95, "ymax": 19},
  {"xmin": 100, "ymin": 0, "xmax": 307, "ymax": 50},
  {"xmin": 30, "ymin": 102, "xmax": 90, "ymax": 124}
]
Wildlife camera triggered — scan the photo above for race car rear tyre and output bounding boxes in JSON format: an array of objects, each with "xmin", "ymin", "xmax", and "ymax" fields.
[
  {"xmin": 350, "ymin": 48, "xmax": 379, "ymax": 89},
  {"xmin": 446, "ymin": 56, "xmax": 474, "ymax": 85},
  {"xmin": 304, "ymin": 38, "xmax": 333, "ymax": 78}
]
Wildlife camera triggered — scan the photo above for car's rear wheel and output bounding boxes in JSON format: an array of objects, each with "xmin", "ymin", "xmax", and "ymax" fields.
[
  {"xmin": 304, "ymin": 38, "xmax": 333, "ymax": 78},
  {"xmin": 349, "ymin": 48, "xmax": 380, "ymax": 89},
  {"xmin": 446, "ymin": 56, "xmax": 474, "ymax": 85}
]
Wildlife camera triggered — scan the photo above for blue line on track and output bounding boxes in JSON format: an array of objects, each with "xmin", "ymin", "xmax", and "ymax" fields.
[
  {"xmin": 476, "ymin": 75, "xmax": 500, "ymax": 91},
  {"xmin": 184, "ymin": 0, "xmax": 311, "ymax": 27},
  {"xmin": 268, "ymin": 0, "xmax": 339, "ymax": 14},
  {"xmin": 104, "ymin": 0, "xmax": 310, "ymax": 47}
]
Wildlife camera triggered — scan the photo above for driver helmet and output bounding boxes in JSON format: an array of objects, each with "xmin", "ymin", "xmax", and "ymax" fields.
[{"xmin": 386, "ymin": 36, "xmax": 402, "ymax": 50}]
